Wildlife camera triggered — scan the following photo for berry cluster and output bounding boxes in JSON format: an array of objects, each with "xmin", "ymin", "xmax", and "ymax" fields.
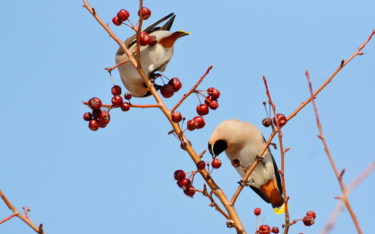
[
  {"xmin": 172, "ymin": 87, "xmax": 220, "ymax": 132},
  {"xmin": 253, "ymin": 208, "xmax": 279, "ymax": 234},
  {"xmin": 174, "ymin": 170, "xmax": 195, "ymax": 197},
  {"xmin": 83, "ymin": 97, "xmax": 110, "ymax": 131},
  {"xmin": 111, "ymin": 85, "xmax": 132, "ymax": 111},
  {"xmin": 160, "ymin": 77, "xmax": 182, "ymax": 98},
  {"xmin": 262, "ymin": 113, "xmax": 287, "ymax": 128},
  {"xmin": 83, "ymin": 85, "xmax": 132, "ymax": 131},
  {"xmin": 112, "ymin": 7, "xmax": 151, "ymax": 26},
  {"xmin": 173, "ymin": 157, "xmax": 223, "ymax": 198},
  {"xmin": 112, "ymin": 8, "xmax": 156, "ymax": 47},
  {"xmin": 302, "ymin": 210, "xmax": 316, "ymax": 226}
]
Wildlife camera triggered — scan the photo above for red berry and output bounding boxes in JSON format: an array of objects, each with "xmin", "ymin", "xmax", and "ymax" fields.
[
  {"xmin": 177, "ymin": 178, "xmax": 191, "ymax": 189},
  {"xmin": 196, "ymin": 104, "xmax": 209, "ymax": 116},
  {"xmin": 88, "ymin": 97, "xmax": 102, "ymax": 110},
  {"xmin": 174, "ymin": 170, "xmax": 186, "ymax": 181},
  {"xmin": 98, "ymin": 111, "xmax": 110, "ymax": 125},
  {"xmin": 168, "ymin": 77, "xmax": 182, "ymax": 92},
  {"xmin": 138, "ymin": 7, "xmax": 151, "ymax": 20},
  {"xmin": 180, "ymin": 140, "xmax": 191, "ymax": 151},
  {"xmin": 187, "ymin": 119, "xmax": 196, "ymax": 131},
  {"xmin": 92, "ymin": 109, "xmax": 102, "ymax": 119},
  {"xmin": 124, "ymin": 92, "xmax": 132, "ymax": 100},
  {"xmin": 254, "ymin": 207, "xmax": 261, "ymax": 216},
  {"xmin": 83, "ymin": 112, "xmax": 92, "ymax": 121},
  {"xmin": 171, "ymin": 112, "xmax": 182, "ymax": 123},
  {"xmin": 117, "ymin": 9, "xmax": 130, "ymax": 21},
  {"xmin": 88, "ymin": 119, "xmax": 99, "ymax": 131},
  {"xmin": 120, "ymin": 102, "xmax": 131, "ymax": 111},
  {"xmin": 112, "ymin": 95, "xmax": 123, "ymax": 106},
  {"xmin": 258, "ymin": 225, "xmax": 271, "ymax": 234},
  {"xmin": 112, "ymin": 16, "xmax": 122, "ymax": 26},
  {"xmin": 273, "ymin": 113, "xmax": 287, "ymax": 127},
  {"xmin": 212, "ymin": 158, "xmax": 222, "ymax": 169},
  {"xmin": 303, "ymin": 215, "xmax": 315, "ymax": 226},
  {"xmin": 160, "ymin": 84, "xmax": 175, "ymax": 98},
  {"xmin": 111, "ymin": 85, "xmax": 122, "ymax": 95},
  {"xmin": 306, "ymin": 211, "xmax": 316, "ymax": 219},
  {"xmin": 139, "ymin": 32, "xmax": 150, "ymax": 46},
  {"xmin": 207, "ymin": 87, "xmax": 220, "ymax": 100},
  {"xmin": 208, "ymin": 100, "xmax": 219, "ymax": 110},
  {"xmin": 262, "ymin": 118, "xmax": 272, "ymax": 127},
  {"xmin": 193, "ymin": 116, "xmax": 205, "ymax": 129},
  {"xmin": 271, "ymin": 227, "xmax": 279, "ymax": 233},
  {"xmin": 196, "ymin": 161, "xmax": 206, "ymax": 170},
  {"xmin": 205, "ymin": 96, "xmax": 213, "ymax": 105},
  {"xmin": 148, "ymin": 35, "xmax": 157, "ymax": 46},
  {"xmin": 184, "ymin": 185, "xmax": 195, "ymax": 197}
]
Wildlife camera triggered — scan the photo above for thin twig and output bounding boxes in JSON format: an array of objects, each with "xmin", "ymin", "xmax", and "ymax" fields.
[
  {"xmin": 321, "ymin": 161, "xmax": 375, "ymax": 234},
  {"xmin": 170, "ymin": 65, "xmax": 213, "ymax": 113},
  {"xmin": 306, "ymin": 70, "xmax": 362, "ymax": 234},
  {"xmin": 0, "ymin": 190, "xmax": 44, "ymax": 234}
]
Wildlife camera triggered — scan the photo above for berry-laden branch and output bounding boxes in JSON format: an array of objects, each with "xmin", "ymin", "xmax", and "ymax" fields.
[
  {"xmin": 262, "ymin": 76, "xmax": 291, "ymax": 232},
  {"xmin": 322, "ymin": 161, "xmax": 375, "ymax": 234},
  {"xmin": 82, "ymin": 1, "xmax": 246, "ymax": 232},
  {"xmin": 230, "ymin": 29, "xmax": 375, "ymax": 209},
  {"xmin": 306, "ymin": 70, "xmax": 363, "ymax": 234},
  {"xmin": 0, "ymin": 190, "xmax": 44, "ymax": 234}
]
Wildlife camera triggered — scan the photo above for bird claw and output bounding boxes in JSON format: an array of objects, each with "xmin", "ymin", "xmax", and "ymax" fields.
[
  {"xmin": 256, "ymin": 155, "xmax": 266, "ymax": 165},
  {"xmin": 237, "ymin": 180, "xmax": 251, "ymax": 187}
]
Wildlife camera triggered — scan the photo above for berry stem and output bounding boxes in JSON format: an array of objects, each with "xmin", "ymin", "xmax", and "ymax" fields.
[{"xmin": 170, "ymin": 66, "xmax": 213, "ymax": 113}]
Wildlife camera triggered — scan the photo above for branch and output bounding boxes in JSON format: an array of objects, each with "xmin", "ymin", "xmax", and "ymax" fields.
[
  {"xmin": 230, "ymin": 29, "xmax": 375, "ymax": 207},
  {"xmin": 322, "ymin": 161, "xmax": 375, "ymax": 234},
  {"xmin": 306, "ymin": 70, "xmax": 362, "ymax": 234},
  {"xmin": 0, "ymin": 190, "xmax": 44, "ymax": 234},
  {"xmin": 262, "ymin": 76, "xmax": 291, "ymax": 232},
  {"xmin": 82, "ymin": 1, "xmax": 246, "ymax": 232},
  {"xmin": 170, "ymin": 65, "xmax": 213, "ymax": 113}
]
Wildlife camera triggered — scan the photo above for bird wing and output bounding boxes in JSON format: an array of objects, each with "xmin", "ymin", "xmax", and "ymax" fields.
[{"xmin": 125, "ymin": 13, "xmax": 176, "ymax": 49}]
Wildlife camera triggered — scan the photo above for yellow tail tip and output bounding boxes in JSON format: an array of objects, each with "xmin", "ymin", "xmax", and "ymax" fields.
[{"xmin": 273, "ymin": 203, "xmax": 285, "ymax": 215}]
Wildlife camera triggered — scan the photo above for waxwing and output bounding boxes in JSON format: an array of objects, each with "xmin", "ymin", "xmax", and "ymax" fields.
[
  {"xmin": 115, "ymin": 13, "xmax": 189, "ymax": 97},
  {"xmin": 208, "ymin": 119, "xmax": 285, "ymax": 214}
]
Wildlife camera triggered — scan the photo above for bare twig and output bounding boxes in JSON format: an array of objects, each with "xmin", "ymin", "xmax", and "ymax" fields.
[
  {"xmin": 322, "ymin": 161, "xmax": 375, "ymax": 234},
  {"xmin": 306, "ymin": 70, "xmax": 362, "ymax": 234},
  {"xmin": 0, "ymin": 190, "xmax": 44, "ymax": 234}
]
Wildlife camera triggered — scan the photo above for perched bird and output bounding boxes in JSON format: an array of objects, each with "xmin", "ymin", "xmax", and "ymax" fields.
[
  {"xmin": 115, "ymin": 13, "xmax": 189, "ymax": 97},
  {"xmin": 208, "ymin": 119, "xmax": 284, "ymax": 214}
]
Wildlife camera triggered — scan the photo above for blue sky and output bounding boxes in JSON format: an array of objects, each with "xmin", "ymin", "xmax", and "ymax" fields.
[{"xmin": 1, "ymin": 1, "xmax": 374, "ymax": 234}]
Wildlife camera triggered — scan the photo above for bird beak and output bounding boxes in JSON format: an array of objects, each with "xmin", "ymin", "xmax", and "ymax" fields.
[
  {"xmin": 177, "ymin": 30, "xmax": 191, "ymax": 37},
  {"xmin": 208, "ymin": 142, "xmax": 216, "ymax": 159}
]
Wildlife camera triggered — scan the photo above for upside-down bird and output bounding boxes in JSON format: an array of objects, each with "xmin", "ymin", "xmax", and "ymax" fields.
[
  {"xmin": 115, "ymin": 13, "xmax": 189, "ymax": 97},
  {"xmin": 208, "ymin": 119, "xmax": 285, "ymax": 214}
]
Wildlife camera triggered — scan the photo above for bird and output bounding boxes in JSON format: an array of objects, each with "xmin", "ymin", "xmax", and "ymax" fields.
[
  {"xmin": 208, "ymin": 119, "xmax": 285, "ymax": 214},
  {"xmin": 115, "ymin": 13, "xmax": 189, "ymax": 97}
]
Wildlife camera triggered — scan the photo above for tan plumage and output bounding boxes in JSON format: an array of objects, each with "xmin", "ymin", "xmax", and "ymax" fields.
[
  {"xmin": 208, "ymin": 119, "xmax": 284, "ymax": 213},
  {"xmin": 115, "ymin": 13, "xmax": 189, "ymax": 97}
]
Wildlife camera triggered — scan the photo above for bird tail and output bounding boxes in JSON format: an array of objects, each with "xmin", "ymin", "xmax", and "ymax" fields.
[{"xmin": 273, "ymin": 203, "xmax": 285, "ymax": 215}]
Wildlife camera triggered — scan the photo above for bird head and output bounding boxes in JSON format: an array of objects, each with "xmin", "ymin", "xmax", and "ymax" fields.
[
  {"xmin": 158, "ymin": 30, "xmax": 190, "ymax": 48},
  {"xmin": 208, "ymin": 139, "xmax": 227, "ymax": 159}
]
